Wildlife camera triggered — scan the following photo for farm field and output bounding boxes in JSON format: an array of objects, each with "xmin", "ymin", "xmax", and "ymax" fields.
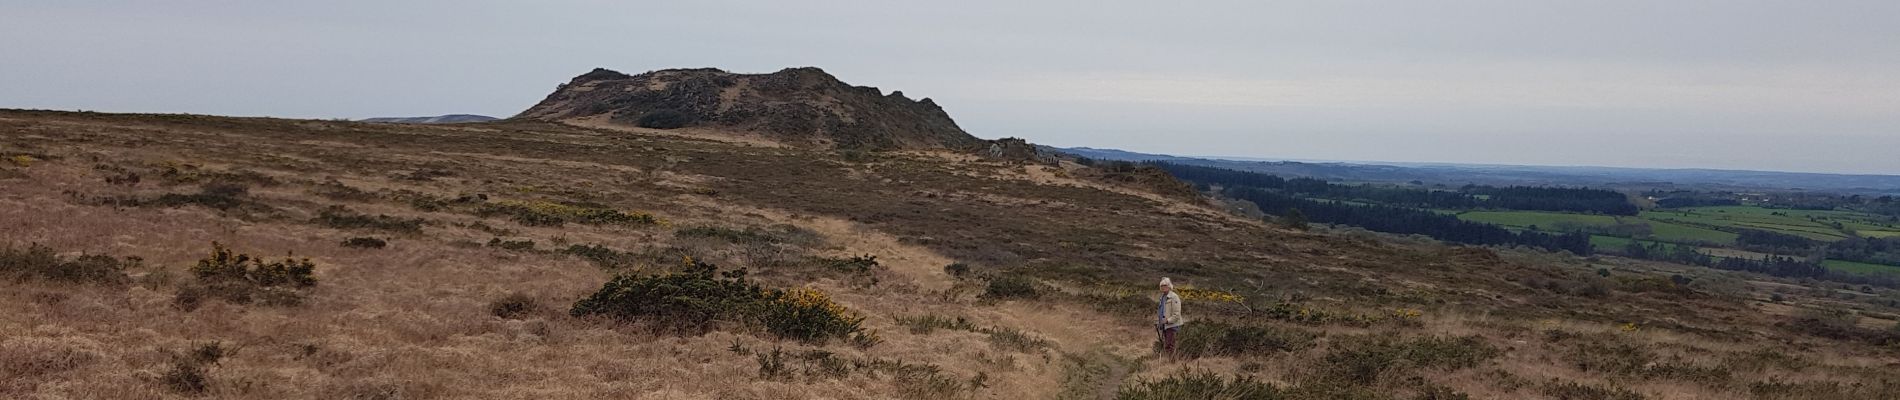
[
  {"xmin": 1459, "ymin": 210, "xmax": 1736, "ymax": 244},
  {"xmin": 1824, "ymin": 259, "xmax": 1900, "ymax": 276}
]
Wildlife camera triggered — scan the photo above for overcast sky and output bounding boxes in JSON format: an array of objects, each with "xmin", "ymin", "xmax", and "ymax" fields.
[{"xmin": 4, "ymin": 1, "xmax": 1898, "ymax": 174}]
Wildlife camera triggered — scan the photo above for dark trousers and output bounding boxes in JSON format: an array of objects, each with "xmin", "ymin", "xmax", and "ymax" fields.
[{"xmin": 1160, "ymin": 326, "xmax": 1178, "ymax": 354}]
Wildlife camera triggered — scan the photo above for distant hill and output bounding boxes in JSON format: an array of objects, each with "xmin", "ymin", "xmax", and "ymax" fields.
[
  {"xmin": 519, "ymin": 67, "xmax": 984, "ymax": 150},
  {"xmin": 1049, "ymin": 146, "xmax": 1900, "ymax": 194},
  {"xmin": 359, "ymin": 114, "xmax": 498, "ymax": 124}
]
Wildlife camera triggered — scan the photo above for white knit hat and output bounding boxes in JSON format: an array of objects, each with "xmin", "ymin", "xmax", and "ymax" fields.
[{"xmin": 1159, "ymin": 277, "xmax": 1172, "ymax": 286}]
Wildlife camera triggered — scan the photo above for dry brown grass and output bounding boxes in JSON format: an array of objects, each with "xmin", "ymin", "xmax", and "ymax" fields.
[{"xmin": 4, "ymin": 110, "xmax": 1899, "ymax": 399}]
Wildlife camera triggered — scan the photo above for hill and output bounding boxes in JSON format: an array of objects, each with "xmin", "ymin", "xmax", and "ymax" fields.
[
  {"xmin": 359, "ymin": 114, "xmax": 499, "ymax": 124},
  {"xmin": 518, "ymin": 67, "xmax": 985, "ymax": 150}
]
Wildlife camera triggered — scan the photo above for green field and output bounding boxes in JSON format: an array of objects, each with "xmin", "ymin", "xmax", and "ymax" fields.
[
  {"xmin": 1825, "ymin": 259, "xmax": 1900, "ymax": 276},
  {"xmin": 1458, "ymin": 211, "xmax": 1737, "ymax": 244},
  {"xmin": 1459, "ymin": 211, "xmax": 1619, "ymax": 229}
]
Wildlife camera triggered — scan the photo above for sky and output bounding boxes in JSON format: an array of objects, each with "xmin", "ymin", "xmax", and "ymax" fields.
[{"xmin": 4, "ymin": 1, "xmax": 1898, "ymax": 174}]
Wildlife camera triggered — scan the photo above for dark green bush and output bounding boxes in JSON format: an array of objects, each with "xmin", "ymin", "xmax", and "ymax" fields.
[
  {"xmin": 570, "ymin": 258, "xmax": 866, "ymax": 343},
  {"xmin": 340, "ymin": 237, "xmax": 387, "ymax": 249},
  {"xmin": 570, "ymin": 259, "xmax": 769, "ymax": 334},
  {"xmin": 944, "ymin": 263, "xmax": 971, "ymax": 277},
  {"xmin": 0, "ymin": 243, "xmax": 137, "ymax": 285},
  {"xmin": 637, "ymin": 109, "xmax": 692, "ymax": 129},
  {"xmin": 983, "ymin": 274, "xmax": 1041, "ymax": 300},
  {"xmin": 896, "ymin": 314, "xmax": 977, "ymax": 334}
]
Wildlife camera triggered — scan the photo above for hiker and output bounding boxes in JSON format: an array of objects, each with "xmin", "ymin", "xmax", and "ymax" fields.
[{"xmin": 1157, "ymin": 277, "xmax": 1184, "ymax": 360}]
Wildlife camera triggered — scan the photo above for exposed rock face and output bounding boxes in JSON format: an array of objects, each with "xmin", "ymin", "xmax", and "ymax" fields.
[{"xmin": 519, "ymin": 67, "xmax": 986, "ymax": 150}]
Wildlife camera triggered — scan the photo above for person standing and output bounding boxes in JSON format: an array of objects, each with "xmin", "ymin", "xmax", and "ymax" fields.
[{"xmin": 1157, "ymin": 277, "xmax": 1185, "ymax": 360}]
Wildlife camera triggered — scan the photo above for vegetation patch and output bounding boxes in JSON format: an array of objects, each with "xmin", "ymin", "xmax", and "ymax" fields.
[
  {"xmin": 489, "ymin": 293, "xmax": 539, "ymax": 319},
  {"xmin": 570, "ymin": 258, "xmax": 865, "ymax": 343},
  {"xmin": 1174, "ymin": 320, "xmax": 1317, "ymax": 359},
  {"xmin": 0, "ymin": 243, "xmax": 138, "ymax": 285},
  {"xmin": 313, "ymin": 206, "xmax": 425, "ymax": 233},
  {"xmin": 175, "ymin": 242, "xmax": 317, "ymax": 309},
  {"xmin": 339, "ymin": 237, "xmax": 387, "ymax": 249},
  {"xmin": 477, "ymin": 199, "xmax": 659, "ymax": 227},
  {"xmin": 983, "ymin": 274, "xmax": 1043, "ymax": 300},
  {"xmin": 1116, "ymin": 370, "xmax": 1280, "ymax": 400}
]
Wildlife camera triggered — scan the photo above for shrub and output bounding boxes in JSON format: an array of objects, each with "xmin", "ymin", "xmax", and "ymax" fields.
[
  {"xmin": 477, "ymin": 200, "xmax": 659, "ymax": 227},
  {"xmin": 339, "ymin": 237, "xmax": 387, "ymax": 249},
  {"xmin": 570, "ymin": 258, "xmax": 867, "ymax": 342},
  {"xmin": 180, "ymin": 242, "xmax": 317, "ymax": 307},
  {"xmin": 487, "ymin": 238, "xmax": 537, "ymax": 252},
  {"xmin": 983, "ymin": 274, "xmax": 1041, "ymax": 300},
  {"xmin": 762, "ymin": 287, "xmax": 865, "ymax": 343},
  {"xmin": 1175, "ymin": 321, "xmax": 1317, "ymax": 359},
  {"xmin": 0, "ymin": 243, "xmax": 137, "ymax": 285},
  {"xmin": 637, "ymin": 109, "xmax": 692, "ymax": 129},
  {"xmin": 313, "ymin": 206, "xmax": 424, "ymax": 233},
  {"xmin": 1116, "ymin": 370, "xmax": 1281, "ymax": 400},
  {"xmin": 162, "ymin": 342, "xmax": 228, "ymax": 394},
  {"xmin": 570, "ymin": 258, "xmax": 770, "ymax": 333},
  {"xmin": 944, "ymin": 263, "xmax": 971, "ymax": 278},
  {"xmin": 489, "ymin": 293, "xmax": 538, "ymax": 319}
]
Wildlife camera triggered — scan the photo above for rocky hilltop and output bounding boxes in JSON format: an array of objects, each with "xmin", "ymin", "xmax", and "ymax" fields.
[{"xmin": 518, "ymin": 67, "xmax": 986, "ymax": 150}]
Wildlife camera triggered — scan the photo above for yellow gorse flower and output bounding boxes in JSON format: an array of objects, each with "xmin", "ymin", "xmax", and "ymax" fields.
[
  {"xmin": 7, "ymin": 155, "xmax": 37, "ymax": 167},
  {"xmin": 783, "ymin": 287, "xmax": 852, "ymax": 318},
  {"xmin": 1175, "ymin": 287, "xmax": 1244, "ymax": 304}
]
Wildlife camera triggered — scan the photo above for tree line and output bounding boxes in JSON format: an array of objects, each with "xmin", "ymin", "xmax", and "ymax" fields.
[
  {"xmin": 1222, "ymin": 186, "xmax": 1593, "ymax": 255},
  {"xmin": 1152, "ymin": 162, "xmax": 1635, "ymax": 215}
]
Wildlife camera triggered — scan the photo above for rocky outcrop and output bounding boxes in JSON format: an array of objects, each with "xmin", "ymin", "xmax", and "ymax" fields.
[{"xmin": 519, "ymin": 67, "xmax": 986, "ymax": 150}]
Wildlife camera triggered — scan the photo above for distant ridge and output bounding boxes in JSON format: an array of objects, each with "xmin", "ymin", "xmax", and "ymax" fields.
[
  {"xmin": 360, "ymin": 114, "xmax": 498, "ymax": 124},
  {"xmin": 518, "ymin": 67, "xmax": 985, "ymax": 150}
]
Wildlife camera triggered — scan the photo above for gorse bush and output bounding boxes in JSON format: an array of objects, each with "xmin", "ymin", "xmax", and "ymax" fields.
[
  {"xmin": 0, "ymin": 243, "xmax": 138, "ymax": 285},
  {"xmin": 178, "ymin": 242, "xmax": 317, "ymax": 308},
  {"xmin": 570, "ymin": 258, "xmax": 765, "ymax": 333},
  {"xmin": 478, "ymin": 200, "xmax": 659, "ymax": 227},
  {"xmin": 762, "ymin": 287, "xmax": 865, "ymax": 343},
  {"xmin": 570, "ymin": 258, "xmax": 866, "ymax": 343}
]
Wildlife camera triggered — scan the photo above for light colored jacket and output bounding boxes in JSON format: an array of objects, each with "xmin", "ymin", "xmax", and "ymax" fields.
[{"xmin": 1160, "ymin": 291, "xmax": 1185, "ymax": 329}]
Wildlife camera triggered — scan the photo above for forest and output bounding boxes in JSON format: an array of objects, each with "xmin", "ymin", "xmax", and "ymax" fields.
[{"xmin": 1154, "ymin": 162, "xmax": 1635, "ymax": 215}]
